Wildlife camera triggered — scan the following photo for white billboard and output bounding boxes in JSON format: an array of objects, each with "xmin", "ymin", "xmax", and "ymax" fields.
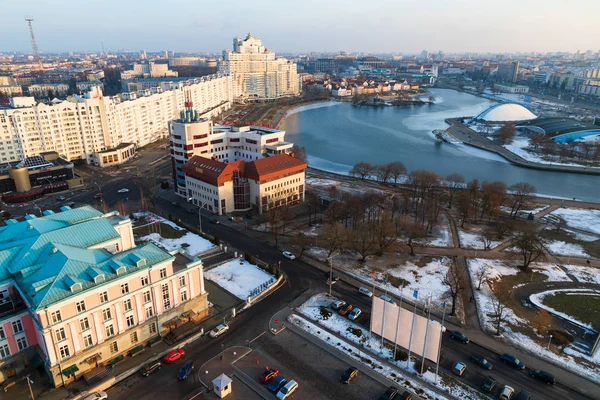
[{"xmin": 370, "ymin": 296, "xmax": 442, "ymax": 363}]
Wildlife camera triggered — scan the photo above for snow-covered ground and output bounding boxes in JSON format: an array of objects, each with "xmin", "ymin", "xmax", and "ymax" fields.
[
  {"xmin": 563, "ymin": 265, "xmax": 600, "ymax": 284},
  {"xmin": 422, "ymin": 217, "xmax": 453, "ymax": 248},
  {"xmin": 458, "ymin": 229, "xmax": 502, "ymax": 250},
  {"xmin": 543, "ymin": 240, "xmax": 590, "ymax": 257},
  {"xmin": 502, "ymin": 136, "xmax": 600, "ymax": 168},
  {"xmin": 499, "ymin": 205, "xmax": 547, "ymax": 215},
  {"xmin": 549, "ymin": 208, "xmax": 600, "ymax": 235},
  {"xmin": 204, "ymin": 259, "xmax": 275, "ymax": 300},
  {"xmin": 135, "ymin": 213, "xmax": 216, "ymax": 256},
  {"xmin": 529, "ymin": 289, "xmax": 598, "ymax": 329},
  {"xmin": 307, "ymin": 176, "xmax": 387, "ymax": 197}
]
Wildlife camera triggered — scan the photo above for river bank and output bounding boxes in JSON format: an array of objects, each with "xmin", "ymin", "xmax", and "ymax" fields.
[{"xmin": 273, "ymin": 99, "xmax": 334, "ymax": 129}]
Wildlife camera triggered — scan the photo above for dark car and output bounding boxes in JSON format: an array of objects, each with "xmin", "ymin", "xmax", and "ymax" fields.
[
  {"xmin": 268, "ymin": 376, "xmax": 287, "ymax": 392},
  {"xmin": 259, "ymin": 368, "xmax": 279, "ymax": 384},
  {"xmin": 529, "ymin": 369, "xmax": 556, "ymax": 385},
  {"xmin": 379, "ymin": 386, "xmax": 398, "ymax": 400},
  {"xmin": 177, "ymin": 360, "xmax": 194, "ymax": 380},
  {"xmin": 400, "ymin": 391, "xmax": 413, "ymax": 400},
  {"xmin": 501, "ymin": 353, "xmax": 525, "ymax": 370},
  {"xmin": 341, "ymin": 367, "xmax": 359, "ymax": 384},
  {"xmin": 514, "ymin": 390, "xmax": 532, "ymax": 400},
  {"xmin": 482, "ymin": 376, "xmax": 496, "ymax": 392},
  {"xmin": 211, "ymin": 219, "xmax": 220, "ymax": 224},
  {"xmin": 325, "ymin": 273, "xmax": 339, "ymax": 284},
  {"xmin": 470, "ymin": 354, "xmax": 493, "ymax": 370},
  {"xmin": 141, "ymin": 361, "xmax": 161, "ymax": 377},
  {"xmin": 450, "ymin": 330, "xmax": 469, "ymax": 344},
  {"xmin": 171, "ymin": 201, "xmax": 180, "ymax": 207}
]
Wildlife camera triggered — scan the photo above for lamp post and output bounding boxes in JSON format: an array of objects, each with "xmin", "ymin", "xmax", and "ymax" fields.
[
  {"xmin": 94, "ymin": 182, "xmax": 102, "ymax": 203},
  {"xmin": 547, "ymin": 334, "xmax": 553, "ymax": 349},
  {"xmin": 26, "ymin": 375, "xmax": 35, "ymax": 400},
  {"xmin": 327, "ymin": 255, "xmax": 334, "ymax": 297},
  {"xmin": 32, "ymin": 202, "xmax": 42, "ymax": 216},
  {"xmin": 42, "ymin": 177, "xmax": 56, "ymax": 204},
  {"xmin": 188, "ymin": 197, "xmax": 203, "ymax": 233}
]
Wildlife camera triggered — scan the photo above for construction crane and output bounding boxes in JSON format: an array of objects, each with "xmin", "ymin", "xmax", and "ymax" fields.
[{"xmin": 24, "ymin": 15, "xmax": 43, "ymax": 69}]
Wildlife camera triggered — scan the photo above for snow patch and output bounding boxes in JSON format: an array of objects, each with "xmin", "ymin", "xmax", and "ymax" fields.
[
  {"xmin": 204, "ymin": 259, "xmax": 275, "ymax": 300},
  {"xmin": 550, "ymin": 208, "xmax": 600, "ymax": 235}
]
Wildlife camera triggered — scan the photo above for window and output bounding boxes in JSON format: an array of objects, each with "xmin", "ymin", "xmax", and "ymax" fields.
[
  {"xmin": 16, "ymin": 336, "xmax": 27, "ymax": 351},
  {"xmin": 121, "ymin": 283, "xmax": 129, "ymax": 294},
  {"xmin": 55, "ymin": 328, "xmax": 66, "ymax": 342},
  {"xmin": 180, "ymin": 290, "xmax": 188, "ymax": 302},
  {"xmin": 51, "ymin": 310, "xmax": 62, "ymax": 324},
  {"xmin": 109, "ymin": 341, "xmax": 118, "ymax": 354},
  {"xmin": 145, "ymin": 306, "xmax": 153, "ymax": 318},
  {"xmin": 76, "ymin": 301, "xmax": 86, "ymax": 313},
  {"xmin": 105, "ymin": 324, "xmax": 115, "ymax": 338},
  {"xmin": 126, "ymin": 315, "xmax": 135, "ymax": 328},
  {"xmin": 11, "ymin": 320, "xmax": 23, "ymax": 334},
  {"xmin": 59, "ymin": 345, "xmax": 70, "ymax": 359},
  {"xmin": 123, "ymin": 299, "xmax": 132, "ymax": 312},
  {"xmin": 0, "ymin": 343, "xmax": 10, "ymax": 359},
  {"xmin": 83, "ymin": 334, "xmax": 93, "ymax": 348},
  {"xmin": 149, "ymin": 323, "xmax": 157, "ymax": 335},
  {"xmin": 179, "ymin": 276, "xmax": 186, "ymax": 287},
  {"xmin": 162, "ymin": 284, "xmax": 170, "ymax": 310},
  {"xmin": 141, "ymin": 276, "xmax": 149, "ymax": 286},
  {"xmin": 130, "ymin": 332, "xmax": 138, "ymax": 344},
  {"xmin": 100, "ymin": 291, "xmax": 108, "ymax": 303},
  {"xmin": 143, "ymin": 290, "xmax": 152, "ymax": 304},
  {"xmin": 80, "ymin": 317, "xmax": 90, "ymax": 331},
  {"xmin": 102, "ymin": 308, "xmax": 112, "ymax": 321},
  {"xmin": 0, "ymin": 327, "xmax": 4, "ymax": 340},
  {"xmin": 160, "ymin": 268, "xmax": 167, "ymax": 279}
]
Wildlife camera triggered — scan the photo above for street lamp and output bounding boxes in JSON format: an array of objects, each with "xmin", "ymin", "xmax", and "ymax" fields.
[
  {"xmin": 32, "ymin": 202, "xmax": 42, "ymax": 217},
  {"xmin": 42, "ymin": 177, "xmax": 56, "ymax": 204},
  {"xmin": 188, "ymin": 197, "xmax": 203, "ymax": 233},
  {"xmin": 547, "ymin": 334, "xmax": 553, "ymax": 349},
  {"xmin": 327, "ymin": 254, "xmax": 335, "ymax": 297}
]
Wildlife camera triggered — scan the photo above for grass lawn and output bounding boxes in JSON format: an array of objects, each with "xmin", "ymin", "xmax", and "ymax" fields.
[
  {"xmin": 542, "ymin": 292, "xmax": 600, "ymax": 330},
  {"xmin": 539, "ymin": 228, "xmax": 600, "ymax": 258},
  {"xmin": 133, "ymin": 222, "xmax": 185, "ymax": 239}
]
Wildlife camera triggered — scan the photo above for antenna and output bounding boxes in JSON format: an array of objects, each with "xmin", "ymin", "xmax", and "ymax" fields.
[{"xmin": 24, "ymin": 15, "xmax": 42, "ymax": 69}]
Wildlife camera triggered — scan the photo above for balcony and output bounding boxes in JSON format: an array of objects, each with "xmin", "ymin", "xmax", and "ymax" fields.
[{"xmin": 0, "ymin": 296, "xmax": 26, "ymax": 319}]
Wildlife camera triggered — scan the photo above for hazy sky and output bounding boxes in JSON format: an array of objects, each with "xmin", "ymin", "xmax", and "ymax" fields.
[{"xmin": 2, "ymin": 0, "xmax": 599, "ymax": 54}]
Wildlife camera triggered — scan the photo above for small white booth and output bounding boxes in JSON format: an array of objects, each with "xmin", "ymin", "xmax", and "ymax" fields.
[{"xmin": 212, "ymin": 373, "xmax": 232, "ymax": 398}]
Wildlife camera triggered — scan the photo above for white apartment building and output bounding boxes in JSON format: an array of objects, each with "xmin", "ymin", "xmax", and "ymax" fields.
[
  {"xmin": 28, "ymin": 84, "xmax": 70, "ymax": 98},
  {"xmin": 221, "ymin": 33, "xmax": 299, "ymax": 100},
  {"xmin": 120, "ymin": 62, "xmax": 178, "ymax": 80},
  {"xmin": 0, "ymin": 74, "xmax": 232, "ymax": 165},
  {"xmin": 169, "ymin": 57, "xmax": 205, "ymax": 67}
]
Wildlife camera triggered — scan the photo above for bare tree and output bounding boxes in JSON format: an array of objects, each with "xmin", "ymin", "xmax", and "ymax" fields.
[
  {"xmin": 474, "ymin": 264, "xmax": 491, "ymax": 290},
  {"xmin": 268, "ymin": 208, "xmax": 282, "ymax": 247},
  {"xmin": 323, "ymin": 222, "xmax": 344, "ymax": 258},
  {"xmin": 490, "ymin": 294, "xmax": 509, "ymax": 335},
  {"xmin": 375, "ymin": 164, "xmax": 392, "ymax": 183},
  {"xmin": 445, "ymin": 173, "xmax": 464, "ymax": 208},
  {"xmin": 507, "ymin": 182, "xmax": 536, "ymax": 218},
  {"xmin": 479, "ymin": 227, "xmax": 496, "ymax": 250},
  {"xmin": 291, "ymin": 144, "xmax": 307, "ymax": 162},
  {"xmin": 136, "ymin": 167, "xmax": 158, "ymax": 208},
  {"xmin": 374, "ymin": 210, "xmax": 398, "ymax": 255},
  {"xmin": 442, "ymin": 266, "xmax": 464, "ymax": 316},
  {"xmin": 349, "ymin": 161, "xmax": 376, "ymax": 180},
  {"xmin": 457, "ymin": 191, "xmax": 471, "ymax": 227},
  {"xmin": 294, "ymin": 232, "xmax": 312, "ymax": 259},
  {"xmin": 498, "ymin": 122, "xmax": 515, "ymax": 144},
  {"xmin": 514, "ymin": 230, "xmax": 544, "ymax": 271},
  {"xmin": 346, "ymin": 222, "xmax": 378, "ymax": 262},
  {"xmin": 388, "ymin": 161, "xmax": 407, "ymax": 185},
  {"xmin": 494, "ymin": 219, "xmax": 512, "ymax": 239},
  {"xmin": 551, "ymin": 216, "xmax": 567, "ymax": 233}
]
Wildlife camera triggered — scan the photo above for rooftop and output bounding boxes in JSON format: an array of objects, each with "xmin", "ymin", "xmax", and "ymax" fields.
[{"xmin": 519, "ymin": 117, "xmax": 600, "ymax": 138}]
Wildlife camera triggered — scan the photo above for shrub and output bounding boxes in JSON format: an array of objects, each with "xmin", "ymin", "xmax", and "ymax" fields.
[
  {"xmin": 244, "ymin": 252, "xmax": 256, "ymax": 264},
  {"xmin": 129, "ymin": 213, "xmax": 135, "ymax": 220},
  {"xmin": 395, "ymin": 349, "xmax": 408, "ymax": 361},
  {"xmin": 319, "ymin": 306, "xmax": 332, "ymax": 320},
  {"xmin": 212, "ymin": 236, "xmax": 220, "ymax": 246},
  {"xmin": 386, "ymin": 273, "xmax": 409, "ymax": 288},
  {"xmin": 346, "ymin": 327, "xmax": 362, "ymax": 338},
  {"xmin": 413, "ymin": 358, "xmax": 424, "ymax": 374}
]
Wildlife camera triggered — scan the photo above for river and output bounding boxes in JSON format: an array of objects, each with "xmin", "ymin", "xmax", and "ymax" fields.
[{"xmin": 281, "ymin": 89, "xmax": 600, "ymax": 202}]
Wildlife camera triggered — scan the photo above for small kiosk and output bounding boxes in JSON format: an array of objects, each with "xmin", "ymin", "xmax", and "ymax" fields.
[{"xmin": 212, "ymin": 373, "xmax": 232, "ymax": 398}]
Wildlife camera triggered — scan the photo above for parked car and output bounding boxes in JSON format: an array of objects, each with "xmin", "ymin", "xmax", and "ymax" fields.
[
  {"xmin": 177, "ymin": 360, "xmax": 194, "ymax": 380},
  {"xmin": 348, "ymin": 307, "xmax": 362, "ymax": 320},
  {"xmin": 341, "ymin": 367, "xmax": 359, "ymax": 384},
  {"xmin": 276, "ymin": 380, "xmax": 298, "ymax": 399},
  {"xmin": 379, "ymin": 386, "xmax": 399, "ymax": 400},
  {"xmin": 82, "ymin": 392, "xmax": 108, "ymax": 400},
  {"xmin": 470, "ymin": 354, "xmax": 492, "ymax": 370},
  {"xmin": 118, "ymin": 188, "xmax": 129, "ymax": 193},
  {"xmin": 501, "ymin": 353, "xmax": 525, "ymax": 370},
  {"xmin": 141, "ymin": 361, "xmax": 161, "ymax": 377},
  {"xmin": 332, "ymin": 300, "xmax": 346, "ymax": 310},
  {"xmin": 269, "ymin": 376, "xmax": 287, "ymax": 392},
  {"xmin": 400, "ymin": 391, "xmax": 413, "ymax": 400},
  {"xmin": 282, "ymin": 251, "xmax": 295, "ymax": 260},
  {"xmin": 163, "ymin": 349, "xmax": 185, "ymax": 363},
  {"xmin": 259, "ymin": 368, "xmax": 279, "ymax": 383},
  {"xmin": 170, "ymin": 201, "xmax": 179, "ymax": 207},
  {"xmin": 514, "ymin": 390, "xmax": 532, "ymax": 400},
  {"xmin": 482, "ymin": 376, "xmax": 496, "ymax": 392},
  {"xmin": 450, "ymin": 330, "xmax": 469, "ymax": 344},
  {"xmin": 529, "ymin": 369, "xmax": 556, "ymax": 385},
  {"xmin": 56, "ymin": 195, "xmax": 66, "ymax": 201},
  {"xmin": 359, "ymin": 287, "xmax": 373, "ymax": 297},
  {"xmin": 499, "ymin": 385, "xmax": 515, "ymax": 400},
  {"xmin": 379, "ymin": 295, "xmax": 396, "ymax": 305},
  {"xmin": 66, "ymin": 202, "xmax": 76, "ymax": 208},
  {"xmin": 339, "ymin": 304, "xmax": 354, "ymax": 316},
  {"xmin": 326, "ymin": 273, "xmax": 339, "ymax": 285},
  {"xmin": 452, "ymin": 362, "xmax": 466, "ymax": 377},
  {"xmin": 94, "ymin": 193, "xmax": 103, "ymax": 199},
  {"xmin": 210, "ymin": 323, "xmax": 229, "ymax": 338}
]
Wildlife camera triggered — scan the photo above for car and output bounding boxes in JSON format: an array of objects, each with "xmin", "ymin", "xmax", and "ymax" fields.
[
  {"xmin": 529, "ymin": 369, "xmax": 556, "ymax": 385},
  {"xmin": 499, "ymin": 385, "xmax": 515, "ymax": 400},
  {"xmin": 359, "ymin": 287, "xmax": 373, "ymax": 297},
  {"xmin": 117, "ymin": 188, "xmax": 129, "ymax": 193},
  {"xmin": 348, "ymin": 307, "xmax": 362, "ymax": 320},
  {"xmin": 210, "ymin": 323, "xmax": 229, "ymax": 338},
  {"xmin": 341, "ymin": 367, "xmax": 359, "ymax": 384},
  {"xmin": 171, "ymin": 201, "xmax": 179, "ymax": 207},
  {"xmin": 94, "ymin": 193, "xmax": 103, "ymax": 199},
  {"xmin": 269, "ymin": 376, "xmax": 287, "ymax": 392},
  {"xmin": 163, "ymin": 349, "xmax": 185, "ymax": 363},
  {"xmin": 56, "ymin": 195, "xmax": 66, "ymax": 201},
  {"xmin": 452, "ymin": 362, "xmax": 466, "ymax": 377},
  {"xmin": 501, "ymin": 353, "xmax": 525, "ymax": 370},
  {"xmin": 282, "ymin": 251, "xmax": 295, "ymax": 260},
  {"xmin": 177, "ymin": 360, "xmax": 194, "ymax": 380},
  {"xmin": 211, "ymin": 219, "xmax": 221, "ymax": 224},
  {"xmin": 450, "ymin": 330, "xmax": 469, "ymax": 344},
  {"xmin": 331, "ymin": 300, "xmax": 346, "ymax": 310},
  {"xmin": 141, "ymin": 361, "xmax": 161, "ymax": 377},
  {"xmin": 379, "ymin": 295, "xmax": 397, "ymax": 305},
  {"xmin": 187, "ymin": 208, "xmax": 195, "ymax": 214},
  {"xmin": 259, "ymin": 367, "xmax": 279, "ymax": 383},
  {"xmin": 513, "ymin": 390, "xmax": 532, "ymax": 400},
  {"xmin": 82, "ymin": 392, "xmax": 108, "ymax": 400},
  {"xmin": 66, "ymin": 202, "xmax": 76, "ymax": 208},
  {"xmin": 276, "ymin": 380, "xmax": 298, "ymax": 399},
  {"xmin": 470, "ymin": 354, "xmax": 492, "ymax": 370},
  {"xmin": 400, "ymin": 391, "xmax": 413, "ymax": 400},
  {"xmin": 325, "ymin": 273, "xmax": 339, "ymax": 284},
  {"xmin": 379, "ymin": 386, "xmax": 399, "ymax": 400},
  {"xmin": 339, "ymin": 304, "xmax": 354, "ymax": 316},
  {"xmin": 482, "ymin": 375, "xmax": 496, "ymax": 392}
]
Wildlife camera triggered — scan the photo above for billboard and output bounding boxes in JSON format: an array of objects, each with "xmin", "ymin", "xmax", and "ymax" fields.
[{"xmin": 370, "ymin": 296, "xmax": 442, "ymax": 363}]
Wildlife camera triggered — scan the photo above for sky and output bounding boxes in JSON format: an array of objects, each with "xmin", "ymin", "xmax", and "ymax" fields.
[{"xmin": 1, "ymin": 0, "xmax": 599, "ymax": 54}]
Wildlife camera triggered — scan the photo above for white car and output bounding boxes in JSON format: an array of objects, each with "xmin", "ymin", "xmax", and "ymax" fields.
[
  {"xmin": 82, "ymin": 392, "xmax": 108, "ymax": 400},
  {"xmin": 499, "ymin": 385, "xmax": 514, "ymax": 400},
  {"xmin": 209, "ymin": 323, "xmax": 229, "ymax": 338},
  {"xmin": 359, "ymin": 287, "xmax": 373, "ymax": 297},
  {"xmin": 117, "ymin": 188, "xmax": 129, "ymax": 193},
  {"xmin": 452, "ymin": 362, "xmax": 466, "ymax": 376},
  {"xmin": 276, "ymin": 380, "xmax": 298, "ymax": 399},
  {"xmin": 282, "ymin": 251, "xmax": 295, "ymax": 260},
  {"xmin": 379, "ymin": 295, "xmax": 397, "ymax": 306}
]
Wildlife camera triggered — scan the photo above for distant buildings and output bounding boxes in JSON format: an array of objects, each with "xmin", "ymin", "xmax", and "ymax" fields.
[
  {"xmin": 493, "ymin": 83, "xmax": 530, "ymax": 94},
  {"xmin": 498, "ymin": 61, "xmax": 520, "ymax": 83},
  {"xmin": 120, "ymin": 62, "xmax": 178, "ymax": 80},
  {"xmin": 221, "ymin": 33, "xmax": 299, "ymax": 100},
  {"xmin": 28, "ymin": 83, "xmax": 70, "ymax": 98}
]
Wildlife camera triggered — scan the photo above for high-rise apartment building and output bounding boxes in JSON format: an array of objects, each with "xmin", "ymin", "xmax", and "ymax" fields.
[
  {"xmin": 221, "ymin": 33, "xmax": 299, "ymax": 100},
  {"xmin": 498, "ymin": 61, "xmax": 520, "ymax": 83}
]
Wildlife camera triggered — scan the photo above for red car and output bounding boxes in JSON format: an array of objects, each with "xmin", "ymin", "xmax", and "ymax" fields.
[
  {"xmin": 259, "ymin": 368, "xmax": 279, "ymax": 384},
  {"xmin": 162, "ymin": 349, "xmax": 185, "ymax": 363}
]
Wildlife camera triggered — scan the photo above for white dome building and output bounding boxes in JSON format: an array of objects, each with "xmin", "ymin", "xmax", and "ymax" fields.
[{"xmin": 473, "ymin": 102, "xmax": 537, "ymax": 122}]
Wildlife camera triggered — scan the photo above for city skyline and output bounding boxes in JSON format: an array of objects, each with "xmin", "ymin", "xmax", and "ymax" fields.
[{"xmin": 1, "ymin": 0, "xmax": 599, "ymax": 54}]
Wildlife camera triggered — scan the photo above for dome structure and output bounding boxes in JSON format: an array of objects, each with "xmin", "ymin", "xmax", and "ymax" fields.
[{"xmin": 472, "ymin": 102, "xmax": 537, "ymax": 122}]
